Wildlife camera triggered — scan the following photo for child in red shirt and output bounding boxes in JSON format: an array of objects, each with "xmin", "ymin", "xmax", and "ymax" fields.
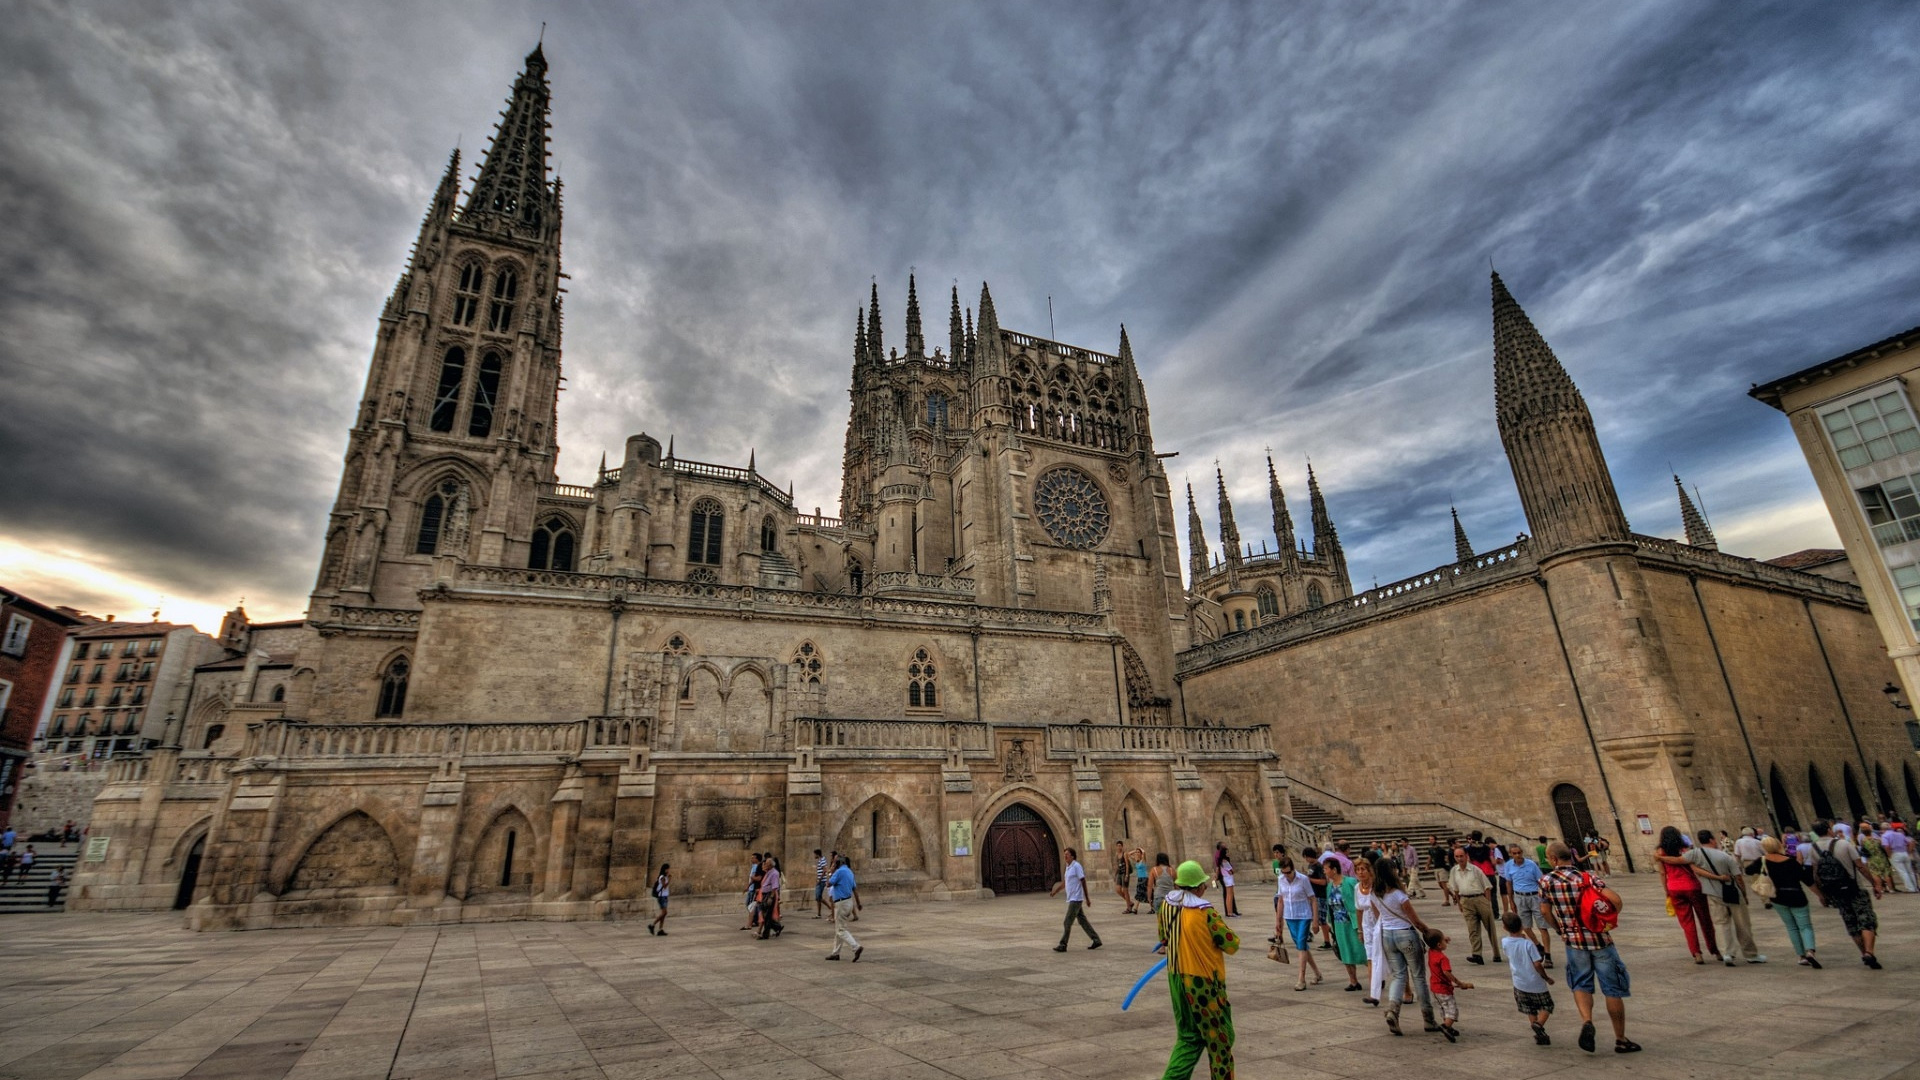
[{"xmin": 1424, "ymin": 927, "xmax": 1473, "ymax": 1041}]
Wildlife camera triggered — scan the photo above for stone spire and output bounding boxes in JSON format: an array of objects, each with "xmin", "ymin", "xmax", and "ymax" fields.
[
  {"xmin": 1186, "ymin": 483, "xmax": 1210, "ymax": 584},
  {"xmin": 905, "ymin": 273, "xmax": 924, "ymax": 357},
  {"xmin": 964, "ymin": 307, "xmax": 976, "ymax": 367},
  {"xmin": 974, "ymin": 281, "xmax": 1002, "ymax": 376},
  {"xmin": 867, "ymin": 281, "xmax": 884, "ymax": 367},
  {"xmin": 1216, "ymin": 467, "xmax": 1243, "ymax": 588},
  {"xmin": 1268, "ymin": 453, "xmax": 1297, "ymax": 566},
  {"xmin": 1307, "ymin": 464, "xmax": 1338, "ymax": 552},
  {"xmin": 1492, "ymin": 271, "xmax": 1631, "ymax": 557},
  {"xmin": 949, "ymin": 285, "xmax": 965, "ymax": 367},
  {"xmin": 1675, "ymin": 475, "xmax": 1717, "ymax": 551},
  {"xmin": 1452, "ymin": 507, "xmax": 1474, "ymax": 562},
  {"xmin": 853, "ymin": 307, "xmax": 869, "ymax": 370},
  {"xmin": 462, "ymin": 43, "xmax": 557, "ymax": 235},
  {"xmin": 1117, "ymin": 325, "xmax": 1136, "ymax": 373}
]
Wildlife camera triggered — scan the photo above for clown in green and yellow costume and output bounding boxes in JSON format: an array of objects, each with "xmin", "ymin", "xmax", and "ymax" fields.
[{"xmin": 1157, "ymin": 860, "xmax": 1240, "ymax": 1080}]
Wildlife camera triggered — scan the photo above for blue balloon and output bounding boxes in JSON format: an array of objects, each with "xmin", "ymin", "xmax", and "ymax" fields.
[{"xmin": 1121, "ymin": 957, "xmax": 1169, "ymax": 1010}]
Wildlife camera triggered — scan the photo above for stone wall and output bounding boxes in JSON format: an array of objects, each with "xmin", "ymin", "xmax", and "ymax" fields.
[
  {"xmin": 12, "ymin": 764, "xmax": 109, "ymax": 835},
  {"xmin": 1179, "ymin": 550, "xmax": 1912, "ymax": 871}
]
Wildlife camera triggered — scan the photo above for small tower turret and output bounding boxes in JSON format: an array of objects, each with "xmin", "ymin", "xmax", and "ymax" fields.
[
  {"xmin": 905, "ymin": 273, "xmax": 924, "ymax": 358},
  {"xmin": 1452, "ymin": 507, "xmax": 1474, "ymax": 563},
  {"xmin": 1675, "ymin": 475, "xmax": 1717, "ymax": 551},
  {"xmin": 1268, "ymin": 453, "xmax": 1297, "ymax": 567},
  {"xmin": 1187, "ymin": 483, "xmax": 1210, "ymax": 585},
  {"xmin": 1216, "ymin": 467, "xmax": 1243, "ymax": 589}
]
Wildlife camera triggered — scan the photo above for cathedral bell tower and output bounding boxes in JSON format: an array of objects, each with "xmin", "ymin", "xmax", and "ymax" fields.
[{"xmin": 311, "ymin": 44, "xmax": 565, "ymax": 615}]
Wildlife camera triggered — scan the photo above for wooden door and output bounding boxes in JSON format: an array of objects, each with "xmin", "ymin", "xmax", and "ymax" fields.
[
  {"xmin": 1551, "ymin": 784, "xmax": 1596, "ymax": 848},
  {"xmin": 984, "ymin": 805, "xmax": 1058, "ymax": 895}
]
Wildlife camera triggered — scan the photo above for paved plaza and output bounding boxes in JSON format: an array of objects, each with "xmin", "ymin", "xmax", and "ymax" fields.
[{"xmin": 0, "ymin": 875, "xmax": 1915, "ymax": 1080}]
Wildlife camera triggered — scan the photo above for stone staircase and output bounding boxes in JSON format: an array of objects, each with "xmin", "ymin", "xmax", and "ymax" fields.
[
  {"xmin": 1287, "ymin": 795, "xmax": 1449, "ymax": 872},
  {"xmin": 0, "ymin": 849, "xmax": 79, "ymax": 913},
  {"xmin": 758, "ymin": 551, "xmax": 802, "ymax": 590}
]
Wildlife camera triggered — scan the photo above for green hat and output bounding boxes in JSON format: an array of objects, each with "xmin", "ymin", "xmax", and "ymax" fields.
[{"xmin": 1174, "ymin": 860, "xmax": 1207, "ymax": 888}]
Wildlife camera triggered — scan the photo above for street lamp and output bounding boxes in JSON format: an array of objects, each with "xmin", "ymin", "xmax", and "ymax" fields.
[{"xmin": 1883, "ymin": 683, "xmax": 1911, "ymax": 711}]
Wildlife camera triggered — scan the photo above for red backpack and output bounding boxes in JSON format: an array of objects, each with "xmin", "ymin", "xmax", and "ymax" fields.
[{"xmin": 1574, "ymin": 872, "xmax": 1619, "ymax": 934}]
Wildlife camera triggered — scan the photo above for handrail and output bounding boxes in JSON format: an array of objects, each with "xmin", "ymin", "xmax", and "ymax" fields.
[{"xmin": 1284, "ymin": 775, "xmax": 1534, "ymax": 844}]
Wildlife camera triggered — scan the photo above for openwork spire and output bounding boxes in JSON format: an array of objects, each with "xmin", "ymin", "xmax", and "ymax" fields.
[
  {"xmin": 1491, "ymin": 271, "xmax": 1630, "ymax": 556},
  {"xmin": 1307, "ymin": 464, "xmax": 1338, "ymax": 548},
  {"xmin": 854, "ymin": 308, "xmax": 869, "ymax": 370},
  {"xmin": 905, "ymin": 273, "xmax": 924, "ymax": 357},
  {"xmin": 867, "ymin": 282, "xmax": 884, "ymax": 366},
  {"xmin": 1186, "ymin": 483, "xmax": 1210, "ymax": 584},
  {"xmin": 462, "ymin": 44, "xmax": 557, "ymax": 235},
  {"xmin": 1268, "ymin": 454, "xmax": 1296, "ymax": 563},
  {"xmin": 1675, "ymin": 475, "xmax": 1717, "ymax": 551},
  {"xmin": 964, "ymin": 307, "xmax": 976, "ymax": 366},
  {"xmin": 1452, "ymin": 507, "xmax": 1474, "ymax": 562},
  {"xmin": 949, "ymin": 285, "xmax": 965, "ymax": 366},
  {"xmin": 1118, "ymin": 325, "xmax": 1135, "ymax": 370},
  {"xmin": 974, "ymin": 281, "xmax": 1002, "ymax": 376},
  {"xmin": 1216, "ymin": 467, "xmax": 1242, "ymax": 563}
]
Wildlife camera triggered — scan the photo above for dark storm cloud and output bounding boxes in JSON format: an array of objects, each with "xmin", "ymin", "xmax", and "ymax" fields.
[{"xmin": 3, "ymin": 0, "xmax": 1918, "ymax": 618}]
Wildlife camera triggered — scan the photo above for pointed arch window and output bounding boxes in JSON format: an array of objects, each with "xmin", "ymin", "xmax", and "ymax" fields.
[
  {"xmin": 529, "ymin": 517, "xmax": 576, "ymax": 572},
  {"xmin": 415, "ymin": 478, "xmax": 463, "ymax": 554},
  {"xmin": 1306, "ymin": 582, "xmax": 1325, "ymax": 609},
  {"xmin": 760, "ymin": 515, "xmax": 778, "ymax": 553},
  {"xmin": 486, "ymin": 268, "xmax": 518, "ymax": 332},
  {"xmin": 688, "ymin": 499, "xmax": 724, "ymax": 566},
  {"xmin": 467, "ymin": 352, "xmax": 503, "ymax": 438},
  {"xmin": 429, "ymin": 347, "xmax": 467, "ymax": 432},
  {"xmin": 1256, "ymin": 585, "xmax": 1279, "ymax": 618},
  {"xmin": 452, "ymin": 262, "xmax": 483, "ymax": 326},
  {"xmin": 907, "ymin": 648, "xmax": 938, "ymax": 710},
  {"xmin": 848, "ymin": 559, "xmax": 864, "ymax": 594},
  {"xmin": 376, "ymin": 656, "xmax": 410, "ymax": 718},
  {"xmin": 927, "ymin": 392, "xmax": 948, "ymax": 431},
  {"xmin": 270, "ymin": 685, "xmax": 286, "ymax": 703},
  {"xmin": 791, "ymin": 641, "xmax": 823, "ymax": 686}
]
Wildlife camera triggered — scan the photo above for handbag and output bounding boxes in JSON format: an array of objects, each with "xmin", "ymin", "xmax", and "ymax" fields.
[
  {"xmin": 1267, "ymin": 940, "xmax": 1290, "ymax": 964},
  {"xmin": 1748, "ymin": 859, "xmax": 1777, "ymax": 901}
]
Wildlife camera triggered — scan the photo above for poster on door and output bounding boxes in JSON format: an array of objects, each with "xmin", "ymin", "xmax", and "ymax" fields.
[
  {"xmin": 1082, "ymin": 817, "xmax": 1104, "ymax": 852},
  {"xmin": 948, "ymin": 819, "xmax": 972, "ymax": 857}
]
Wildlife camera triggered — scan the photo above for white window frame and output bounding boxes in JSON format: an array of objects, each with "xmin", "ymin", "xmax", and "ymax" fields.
[
  {"xmin": 1820, "ymin": 381, "xmax": 1920, "ymax": 473},
  {"xmin": 1, "ymin": 614, "xmax": 29, "ymax": 657},
  {"xmin": 0, "ymin": 678, "xmax": 12, "ymax": 715}
]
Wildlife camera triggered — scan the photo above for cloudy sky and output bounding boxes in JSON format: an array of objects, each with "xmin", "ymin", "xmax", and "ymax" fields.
[{"xmin": 4, "ymin": 1, "xmax": 1919, "ymax": 628}]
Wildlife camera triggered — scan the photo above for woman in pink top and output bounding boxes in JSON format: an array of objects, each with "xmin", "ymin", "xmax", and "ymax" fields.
[{"xmin": 1654, "ymin": 826, "xmax": 1720, "ymax": 963}]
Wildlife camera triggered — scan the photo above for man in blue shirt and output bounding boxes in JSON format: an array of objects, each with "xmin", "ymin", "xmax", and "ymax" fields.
[
  {"xmin": 1500, "ymin": 843, "xmax": 1551, "ymax": 969},
  {"xmin": 1048, "ymin": 847, "xmax": 1102, "ymax": 952},
  {"xmin": 825, "ymin": 856, "xmax": 862, "ymax": 962}
]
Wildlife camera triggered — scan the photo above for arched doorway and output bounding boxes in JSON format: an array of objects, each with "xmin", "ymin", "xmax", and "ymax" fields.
[
  {"xmin": 1842, "ymin": 764, "xmax": 1869, "ymax": 823},
  {"xmin": 1905, "ymin": 762, "xmax": 1920, "ymax": 819},
  {"xmin": 1876, "ymin": 764, "xmax": 1897, "ymax": 817},
  {"xmin": 1770, "ymin": 766, "xmax": 1801, "ymax": 832},
  {"xmin": 173, "ymin": 836, "xmax": 205, "ymax": 910},
  {"xmin": 983, "ymin": 804, "xmax": 1059, "ymax": 896},
  {"xmin": 1551, "ymin": 784, "xmax": 1597, "ymax": 847},
  {"xmin": 1808, "ymin": 764, "xmax": 1836, "ymax": 822}
]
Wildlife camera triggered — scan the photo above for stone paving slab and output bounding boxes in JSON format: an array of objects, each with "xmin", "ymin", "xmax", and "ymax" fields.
[{"xmin": 0, "ymin": 875, "xmax": 1914, "ymax": 1079}]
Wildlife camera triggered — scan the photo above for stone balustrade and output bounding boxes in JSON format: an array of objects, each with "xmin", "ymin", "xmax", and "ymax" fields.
[
  {"xmin": 796, "ymin": 718, "xmax": 991, "ymax": 754},
  {"xmin": 1043, "ymin": 722, "xmax": 1273, "ymax": 759},
  {"xmin": 240, "ymin": 717, "xmax": 652, "ymax": 766},
  {"xmin": 1629, "ymin": 533, "xmax": 1866, "ymax": 604}
]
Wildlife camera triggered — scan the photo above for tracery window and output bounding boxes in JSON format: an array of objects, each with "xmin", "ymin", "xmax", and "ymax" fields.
[
  {"xmin": 760, "ymin": 515, "xmax": 778, "ymax": 553},
  {"xmin": 663, "ymin": 634, "xmax": 691, "ymax": 655},
  {"xmin": 791, "ymin": 641, "xmax": 823, "ymax": 686},
  {"xmin": 486, "ymin": 268, "xmax": 518, "ymax": 332},
  {"xmin": 688, "ymin": 498, "xmax": 724, "ymax": 565},
  {"xmin": 429, "ymin": 346, "xmax": 467, "ymax": 432},
  {"xmin": 468, "ymin": 352, "xmax": 503, "ymax": 438},
  {"xmin": 376, "ymin": 656, "xmax": 409, "ymax": 718},
  {"xmin": 529, "ymin": 517, "xmax": 576, "ymax": 572},
  {"xmin": 686, "ymin": 567, "xmax": 717, "ymax": 584},
  {"xmin": 1033, "ymin": 466, "xmax": 1111, "ymax": 549},
  {"xmin": 848, "ymin": 559, "xmax": 864, "ymax": 594},
  {"xmin": 1233, "ymin": 611, "xmax": 1247, "ymax": 632},
  {"xmin": 927, "ymin": 392, "xmax": 948, "ymax": 431},
  {"xmin": 1256, "ymin": 585, "xmax": 1279, "ymax": 618},
  {"xmin": 1307, "ymin": 582, "xmax": 1325, "ymax": 609},
  {"xmin": 452, "ymin": 262, "xmax": 483, "ymax": 326},
  {"xmin": 416, "ymin": 478, "xmax": 462, "ymax": 554},
  {"xmin": 907, "ymin": 648, "xmax": 937, "ymax": 709}
]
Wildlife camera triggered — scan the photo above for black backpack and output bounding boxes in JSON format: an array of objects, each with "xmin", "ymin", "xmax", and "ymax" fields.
[{"xmin": 1812, "ymin": 841, "xmax": 1859, "ymax": 899}]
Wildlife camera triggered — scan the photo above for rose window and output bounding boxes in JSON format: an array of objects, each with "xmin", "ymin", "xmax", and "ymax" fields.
[{"xmin": 1033, "ymin": 467, "xmax": 1111, "ymax": 549}]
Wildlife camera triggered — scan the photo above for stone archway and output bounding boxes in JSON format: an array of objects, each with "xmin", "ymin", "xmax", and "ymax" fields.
[
  {"xmin": 982, "ymin": 803, "xmax": 1059, "ymax": 896},
  {"xmin": 1551, "ymin": 783, "xmax": 1597, "ymax": 847}
]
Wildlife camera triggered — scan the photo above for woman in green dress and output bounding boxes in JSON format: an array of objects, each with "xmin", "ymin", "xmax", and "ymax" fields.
[
  {"xmin": 1859, "ymin": 824, "xmax": 1897, "ymax": 894},
  {"xmin": 1323, "ymin": 857, "xmax": 1368, "ymax": 991}
]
